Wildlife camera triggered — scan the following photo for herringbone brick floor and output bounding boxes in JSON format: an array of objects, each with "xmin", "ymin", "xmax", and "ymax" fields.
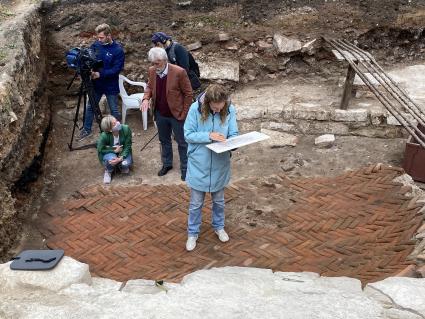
[{"xmin": 38, "ymin": 164, "xmax": 423, "ymax": 284}]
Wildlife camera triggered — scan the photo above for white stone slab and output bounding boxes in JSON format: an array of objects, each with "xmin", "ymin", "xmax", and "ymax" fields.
[
  {"xmin": 315, "ymin": 134, "xmax": 335, "ymax": 145},
  {"xmin": 366, "ymin": 277, "xmax": 425, "ymax": 316},
  {"xmin": 0, "ymin": 262, "xmax": 388, "ymax": 319},
  {"xmin": 273, "ymin": 34, "xmax": 302, "ymax": 53},
  {"xmin": 0, "ymin": 256, "xmax": 91, "ymax": 292},
  {"xmin": 198, "ymin": 60, "xmax": 239, "ymax": 81}
]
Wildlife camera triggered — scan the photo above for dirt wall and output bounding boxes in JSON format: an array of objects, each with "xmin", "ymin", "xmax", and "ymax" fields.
[{"xmin": 0, "ymin": 3, "xmax": 49, "ymax": 259}]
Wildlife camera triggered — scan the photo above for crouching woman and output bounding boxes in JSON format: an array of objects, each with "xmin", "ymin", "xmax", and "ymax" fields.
[
  {"xmin": 183, "ymin": 84, "xmax": 238, "ymax": 251},
  {"xmin": 97, "ymin": 115, "xmax": 133, "ymax": 184}
]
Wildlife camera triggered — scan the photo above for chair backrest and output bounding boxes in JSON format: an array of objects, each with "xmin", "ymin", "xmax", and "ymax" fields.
[
  {"xmin": 118, "ymin": 74, "xmax": 128, "ymax": 97},
  {"xmin": 119, "ymin": 74, "xmax": 147, "ymax": 98}
]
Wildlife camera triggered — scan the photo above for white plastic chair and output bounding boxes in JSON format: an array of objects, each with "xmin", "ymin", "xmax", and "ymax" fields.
[{"xmin": 118, "ymin": 74, "xmax": 148, "ymax": 130}]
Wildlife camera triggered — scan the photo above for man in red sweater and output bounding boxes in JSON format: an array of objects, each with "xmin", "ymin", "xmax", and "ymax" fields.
[{"xmin": 140, "ymin": 47, "xmax": 193, "ymax": 181}]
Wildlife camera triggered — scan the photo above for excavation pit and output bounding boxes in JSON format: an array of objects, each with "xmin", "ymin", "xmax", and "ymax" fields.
[{"xmin": 1, "ymin": 0, "xmax": 425, "ymax": 291}]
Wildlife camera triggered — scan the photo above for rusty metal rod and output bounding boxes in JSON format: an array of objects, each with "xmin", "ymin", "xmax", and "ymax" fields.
[
  {"xmin": 340, "ymin": 39, "xmax": 425, "ymax": 125},
  {"xmin": 327, "ymin": 39, "xmax": 425, "ymax": 147}
]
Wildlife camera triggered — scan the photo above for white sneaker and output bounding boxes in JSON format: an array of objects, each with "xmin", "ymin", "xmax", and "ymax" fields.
[
  {"xmin": 215, "ymin": 229, "xmax": 229, "ymax": 242},
  {"xmin": 186, "ymin": 236, "xmax": 198, "ymax": 251},
  {"xmin": 103, "ymin": 170, "xmax": 111, "ymax": 184}
]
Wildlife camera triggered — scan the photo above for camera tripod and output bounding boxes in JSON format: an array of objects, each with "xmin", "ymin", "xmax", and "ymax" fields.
[{"xmin": 68, "ymin": 69, "xmax": 103, "ymax": 151}]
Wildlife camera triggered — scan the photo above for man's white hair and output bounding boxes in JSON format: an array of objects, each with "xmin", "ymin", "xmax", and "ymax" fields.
[{"xmin": 148, "ymin": 47, "xmax": 168, "ymax": 62}]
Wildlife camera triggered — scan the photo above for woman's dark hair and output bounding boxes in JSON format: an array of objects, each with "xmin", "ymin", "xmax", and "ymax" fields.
[{"xmin": 201, "ymin": 84, "xmax": 230, "ymax": 124}]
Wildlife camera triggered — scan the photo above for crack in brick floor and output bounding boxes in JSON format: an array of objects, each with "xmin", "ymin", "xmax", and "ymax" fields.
[{"xmin": 38, "ymin": 164, "xmax": 423, "ymax": 284}]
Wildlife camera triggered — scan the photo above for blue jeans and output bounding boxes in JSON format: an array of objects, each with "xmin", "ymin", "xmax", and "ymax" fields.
[
  {"xmin": 155, "ymin": 111, "xmax": 187, "ymax": 173},
  {"xmin": 84, "ymin": 92, "xmax": 121, "ymax": 133},
  {"xmin": 102, "ymin": 153, "xmax": 132, "ymax": 173},
  {"xmin": 188, "ymin": 188, "xmax": 225, "ymax": 236}
]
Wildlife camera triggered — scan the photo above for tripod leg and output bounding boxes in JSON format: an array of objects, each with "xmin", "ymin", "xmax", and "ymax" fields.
[{"xmin": 68, "ymin": 84, "xmax": 84, "ymax": 151}]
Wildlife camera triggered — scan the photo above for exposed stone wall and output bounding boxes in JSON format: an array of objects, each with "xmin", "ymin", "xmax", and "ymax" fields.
[{"xmin": 0, "ymin": 3, "xmax": 49, "ymax": 259}]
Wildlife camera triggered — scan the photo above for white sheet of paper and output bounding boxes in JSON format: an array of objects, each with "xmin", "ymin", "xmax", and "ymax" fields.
[{"xmin": 206, "ymin": 131, "xmax": 270, "ymax": 154}]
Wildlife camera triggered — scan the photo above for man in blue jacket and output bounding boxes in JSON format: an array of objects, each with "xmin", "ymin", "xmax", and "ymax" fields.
[{"xmin": 79, "ymin": 23, "xmax": 125, "ymax": 140}]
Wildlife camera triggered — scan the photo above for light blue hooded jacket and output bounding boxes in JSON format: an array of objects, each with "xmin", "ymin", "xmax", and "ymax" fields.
[{"xmin": 184, "ymin": 96, "xmax": 238, "ymax": 193}]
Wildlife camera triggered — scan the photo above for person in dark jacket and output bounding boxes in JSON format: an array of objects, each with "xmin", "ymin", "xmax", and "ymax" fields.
[
  {"xmin": 97, "ymin": 115, "xmax": 132, "ymax": 184},
  {"xmin": 79, "ymin": 23, "xmax": 125, "ymax": 140},
  {"xmin": 152, "ymin": 32, "xmax": 189, "ymax": 73},
  {"xmin": 183, "ymin": 84, "xmax": 238, "ymax": 251},
  {"xmin": 151, "ymin": 32, "xmax": 200, "ymax": 91}
]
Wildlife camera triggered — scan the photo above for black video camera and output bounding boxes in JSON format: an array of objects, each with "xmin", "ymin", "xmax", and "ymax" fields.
[
  {"xmin": 66, "ymin": 47, "xmax": 103, "ymax": 73},
  {"xmin": 65, "ymin": 47, "xmax": 104, "ymax": 151}
]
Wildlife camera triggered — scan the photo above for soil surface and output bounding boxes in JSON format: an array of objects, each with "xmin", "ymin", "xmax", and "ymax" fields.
[{"xmin": 4, "ymin": 0, "xmax": 425, "ymax": 256}]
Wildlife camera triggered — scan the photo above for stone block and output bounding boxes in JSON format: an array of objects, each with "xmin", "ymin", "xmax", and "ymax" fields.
[
  {"xmin": 332, "ymin": 109, "xmax": 368, "ymax": 122},
  {"xmin": 260, "ymin": 129, "xmax": 298, "ymax": 147},
  {"xmin": 218, "ymin": 33, "xmax": 230, "ymax": 42},
  {"xmin": 236, "ymin": 104, "xmax": 263, "ymax": 120},
  {"xmin": 273, "ymin": 34, "xmax": 302, "ymax": 54},
  {"xmin": 261, "ymin": 121, "xmax": 295, "ymax": 132},
  {"xmin": 0, "ymin": 256, "xmax": 92, "ymax": 292},
  {"xmin": 308, "ymin": 122, "xmax": 349, "ymax": 135},
  {"xmin": 292, "ymin": 103, "xmax": 331, "ymax": 121},
  {"xmin": 314, "ymin": 134, "xmax": 335, "ymax": 146},
  {"xmin": 199, "ymin": 60, "xmax": 239, "ymax": 82}
]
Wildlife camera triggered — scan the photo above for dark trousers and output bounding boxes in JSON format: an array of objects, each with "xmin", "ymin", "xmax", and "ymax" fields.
[{"xmin": 155, "ymin": 111, "xmax": 187, "ymax": 174}]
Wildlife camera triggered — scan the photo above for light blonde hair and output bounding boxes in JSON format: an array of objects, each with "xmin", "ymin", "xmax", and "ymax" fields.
[
  {"xmin": 100, "ymin": 115, "xmax": 115, "ymax": 132},
  {"xmin": 201, "ymin": 84, "xmax": 230, "ymax": 124},
  {"xmin": 95, "ymin": 23, "xmax": 111, "ymax": 35}
]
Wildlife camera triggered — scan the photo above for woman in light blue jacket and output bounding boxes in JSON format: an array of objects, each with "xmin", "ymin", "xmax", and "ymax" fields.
[{"xmin": 183, "ymin": 84, "xmax": 238, "ymax": 251}]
